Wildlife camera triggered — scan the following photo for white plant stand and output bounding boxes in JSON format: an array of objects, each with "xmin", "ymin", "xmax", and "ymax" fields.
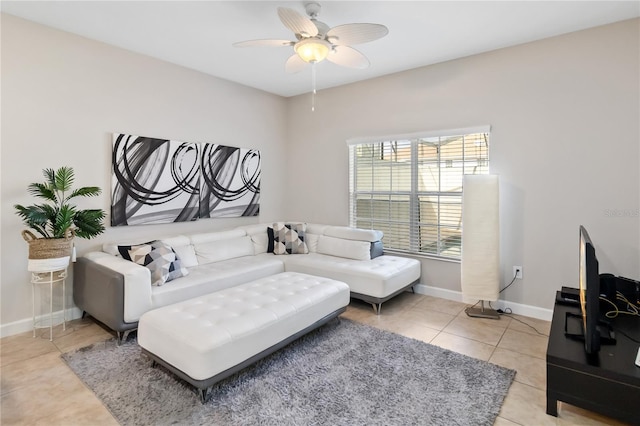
[{"xmin": 29, "ymin": 257, "xmax": 69, "ymax": 341}]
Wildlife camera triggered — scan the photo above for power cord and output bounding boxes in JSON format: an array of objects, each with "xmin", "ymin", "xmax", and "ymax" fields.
[
  {"xmin": 598, "ymin": 292, "xmax": 640, "ymax": 344},
  {"xmin": 599, "ymin": 294, "xmax": 639, "ymax": 319},
  {"xmin": 466, "ymin": 269, "xmax": 549, "ymax": 337},
  {"xmin": 489, "ymin": 270, "xmax": 549, "ymax": 336},
  {"xmin": 489, "ymin": 303, "xmax": 549, "ymax": 337},
  {"xmin": 543, "ymin": 291, "xmax": 640, "ymax": 344},
  {"xmin": 499, "ymin": 272, "xmax": 518, "ymax": 294}
]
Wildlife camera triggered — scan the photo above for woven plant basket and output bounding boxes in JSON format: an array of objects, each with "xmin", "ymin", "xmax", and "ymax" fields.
[{"xmin": 22, "ymin": 228, "xmax": 75, "ymax": 260}]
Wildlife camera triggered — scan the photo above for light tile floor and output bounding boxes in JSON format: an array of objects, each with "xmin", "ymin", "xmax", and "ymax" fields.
[{"xmin": 0, "ymin": 293, "xmax": 629, "ymax": 425}]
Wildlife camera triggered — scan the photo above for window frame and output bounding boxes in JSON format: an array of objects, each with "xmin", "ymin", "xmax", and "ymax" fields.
[{"xmin": 348, "ymin": 126, "xmax": 491, "ymax": 261}]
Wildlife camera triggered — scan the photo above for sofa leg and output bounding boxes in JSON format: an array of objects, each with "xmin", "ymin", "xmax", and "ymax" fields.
[
  {"xmin": 370, "ymin": 303, "xmax": 382, "ymax": 315},
  {"xmin": 116, "ymin": 330, "xmax": 132, "ymax": 345}
]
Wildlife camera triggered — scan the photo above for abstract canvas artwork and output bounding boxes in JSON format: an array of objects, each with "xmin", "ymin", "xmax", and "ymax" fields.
[
  {"xmin": 199, "ymin": 143, "xmax": 261, "ymax": 218},
  {"xmin": 111, "ymin": 133, "xmax": 260, "ymax": 226}
]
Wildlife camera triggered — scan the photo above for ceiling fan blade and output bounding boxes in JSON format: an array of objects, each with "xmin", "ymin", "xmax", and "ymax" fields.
[
  {"xmin": 327, "ymin": 45, "xmax": 370, "ymax": 69},
  {"xmin": 233, "ymin": 39, "xmax": 294, "ymax": 48},
  {"xmin": 285, "ymin": 54, "xmax": 308, "ymax": 74},
  {"xmin": 326, "ymin": 23, "xmax": 389, "ymax": 46},
  {"xmin": 278, "ymin": 7, "xmax": 318, "ymax": 38}
]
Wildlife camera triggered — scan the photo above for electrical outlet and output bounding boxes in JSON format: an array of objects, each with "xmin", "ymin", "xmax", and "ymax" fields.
[{"xmin": 513, "ymin": 266, "xmax": 523, "ymax": 279}]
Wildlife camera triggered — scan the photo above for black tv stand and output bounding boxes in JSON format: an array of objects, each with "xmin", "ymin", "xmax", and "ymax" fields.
[
  {"xmin": 563, "ymin": 311, "xmax": 617, "ymax": 346},
  {"xmin": 546, "ymin": 292, "xmax": 640, "ymax": 423}
]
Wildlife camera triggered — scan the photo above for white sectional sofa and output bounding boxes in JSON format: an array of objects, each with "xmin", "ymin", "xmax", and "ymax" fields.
[{"xmin": 73, "ymin": 222, "xmax": 421, "ymax": 341}]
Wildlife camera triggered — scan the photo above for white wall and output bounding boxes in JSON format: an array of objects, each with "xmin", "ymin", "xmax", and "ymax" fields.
[
  {"xmin": 285, "ymin": 19, "xmax": 640, "ymax": 312},
  {"xmin": 1, "ymin": 14, "xmax": 288, "ymax": 331}
]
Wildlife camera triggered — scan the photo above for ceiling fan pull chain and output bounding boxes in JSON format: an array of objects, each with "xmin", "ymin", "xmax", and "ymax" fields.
[{"xmin": 311, "ymin": 62, "xmax": 317, "ymax": 112}]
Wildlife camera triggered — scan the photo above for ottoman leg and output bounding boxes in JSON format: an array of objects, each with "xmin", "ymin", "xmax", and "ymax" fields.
[{"xmin": 199, "ymin": 387, "xmax": 213, "ymax": 404}]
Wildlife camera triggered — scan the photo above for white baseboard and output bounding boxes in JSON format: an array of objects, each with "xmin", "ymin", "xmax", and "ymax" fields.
[
  {"xmin": 414, "ymin": 284, "xmax": 553, "ymax": 321},
  {"xmin": 2, "ymin": 287, "xmax": 552, "ymax": 337},
  {"xmin": 1, "ymin": 307, "xmax": 84, "ymax": 338}
]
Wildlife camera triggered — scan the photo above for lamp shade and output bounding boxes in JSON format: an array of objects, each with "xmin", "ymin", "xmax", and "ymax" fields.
[
  {"xmin": 461, "ymin": 174, "xmax": 500, "ymax": 303},
  {"xmin": 294, "ymin": 38, "xmax": 330, "ymax": 63}
]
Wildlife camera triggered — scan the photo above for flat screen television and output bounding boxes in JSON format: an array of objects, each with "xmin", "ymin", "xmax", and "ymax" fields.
[{"xmin": 579, "ymin": 225, "xmax": 601, "ymax": 354}]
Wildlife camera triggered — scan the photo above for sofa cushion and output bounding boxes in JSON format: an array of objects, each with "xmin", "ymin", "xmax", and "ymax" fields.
[
  {"xmin": 283, "ymin": 253, "xmax": 420, "ymax": 299},
  {"xmin": 237, "ymin": 224, "xmax": 270, "ymax": 254},
  {"xmin": 190, "ymin": 229, "xmax": 246, "ymax": 245},
  {"xmin": 159, "ymin": 235, "xmax": 191, "ymax": 248},
  {"xmin": 306, "ymin": 223, "xmax": 329, "ymax": 235},
  {"xmin": 194, "ymin": 236, "xmax": 254, "ymax": 265},
  {"xmin": 150, "ymin": 254, "xmax": 285, "ymax": 310},
  {"xmin": 238, "ymin": 223, "xmax": 271, "ymax": 236},
  {"xmin": 324, "ymin": 226, "xmax": 383, "ymax": 242},
  {"xmin": 118, "ymin": 240, "xmax": 188, "ymax": 286},
  {"xmin": 251, "ymin": 232, "xmax": 269, "ymax": 255},
  {"xmin": 160, "ymin": 236, "xmax": 198, "ymax": 267},
  {"xmin": 317, "ymin": 235, "xmax": 371, "ymax": 261},
  {"xmin": 270, "ymin": 222, "xmax": 309, "ymax": 255}
]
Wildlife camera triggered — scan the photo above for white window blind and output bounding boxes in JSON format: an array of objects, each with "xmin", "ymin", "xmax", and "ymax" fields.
[{"xmin": 348, "ymin": 127, "xmax": 490, "ymax": 260}]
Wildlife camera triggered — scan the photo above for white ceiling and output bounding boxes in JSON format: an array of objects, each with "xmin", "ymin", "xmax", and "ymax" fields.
[{"xmin": 2, "ymin": 1, "xmax": 638, "ymax": 97}]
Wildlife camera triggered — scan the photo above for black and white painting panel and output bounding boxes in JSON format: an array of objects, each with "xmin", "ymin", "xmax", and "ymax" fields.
[
  {"xmin": 200, "ymin": 143, "xmax": 260, "ymax": 218},
  {"xmin": 111, "ymin": 134, "xmax": 200, "ymax": 226}
]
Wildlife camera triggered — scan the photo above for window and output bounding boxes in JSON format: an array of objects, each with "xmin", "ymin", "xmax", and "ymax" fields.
[{"xmin": 348, "ymin": 127, "xmax": 490, "ymax": 260}]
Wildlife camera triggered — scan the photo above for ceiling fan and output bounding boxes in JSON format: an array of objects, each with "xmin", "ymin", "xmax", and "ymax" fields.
[{"xmin": 233, "ymin": 2, "xmax": 389, "ymax": 74}]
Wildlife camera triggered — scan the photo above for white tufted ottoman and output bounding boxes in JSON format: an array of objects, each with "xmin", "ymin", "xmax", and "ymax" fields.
[{"xmin": 137, "ymin": 271, "xmax": 350, "ymax": 403}]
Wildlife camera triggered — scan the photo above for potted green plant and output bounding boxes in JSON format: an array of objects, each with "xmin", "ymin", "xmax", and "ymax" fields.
[{"xmin": 15, "ymin": 166, "xmax": 106, "ymax": 264}]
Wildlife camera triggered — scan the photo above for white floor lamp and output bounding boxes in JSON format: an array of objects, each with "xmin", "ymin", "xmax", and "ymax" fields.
[{"xmin": 461, "ymin": 174, "xmax": 500, "ymax": 319}]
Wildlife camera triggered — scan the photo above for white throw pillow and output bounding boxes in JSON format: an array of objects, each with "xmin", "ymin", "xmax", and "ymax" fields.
[
  {"xmin": 194, "ymin": 236, "xmax": 254, "ymax": 264},
  {"xmin": 317, "ymin": 235, "xmax": 371, "ymax": 261},
  {"xmin": 160, "ymin": 236, "xmax": 198, "ymax": 268},
  {"xmin": 170, "ymin": 244, "xmax": 198, "ymax": 268},
  {"xmin": 305, "ymin": 233, "xmax": 320, "ymax": 253}
]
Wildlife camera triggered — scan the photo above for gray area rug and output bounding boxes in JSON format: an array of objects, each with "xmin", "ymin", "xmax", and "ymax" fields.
[{"xmin": 62, "ymin": 318, "xmax": 515, "ymax": 426}]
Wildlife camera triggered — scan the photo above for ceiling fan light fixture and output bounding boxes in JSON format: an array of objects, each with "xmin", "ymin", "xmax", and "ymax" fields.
[{"xmin": 294, "ymin": 38, "xmax": 330, "ymax": 63}]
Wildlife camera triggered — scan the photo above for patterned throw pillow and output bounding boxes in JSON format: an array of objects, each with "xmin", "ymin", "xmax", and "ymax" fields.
[
  {"xmin": 269, "ymin": 222, "xmax": 309, "ymax": 255},
  {"xmin": 118, "ymin": 240, "xmax": 189, "ymax": 286}
]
